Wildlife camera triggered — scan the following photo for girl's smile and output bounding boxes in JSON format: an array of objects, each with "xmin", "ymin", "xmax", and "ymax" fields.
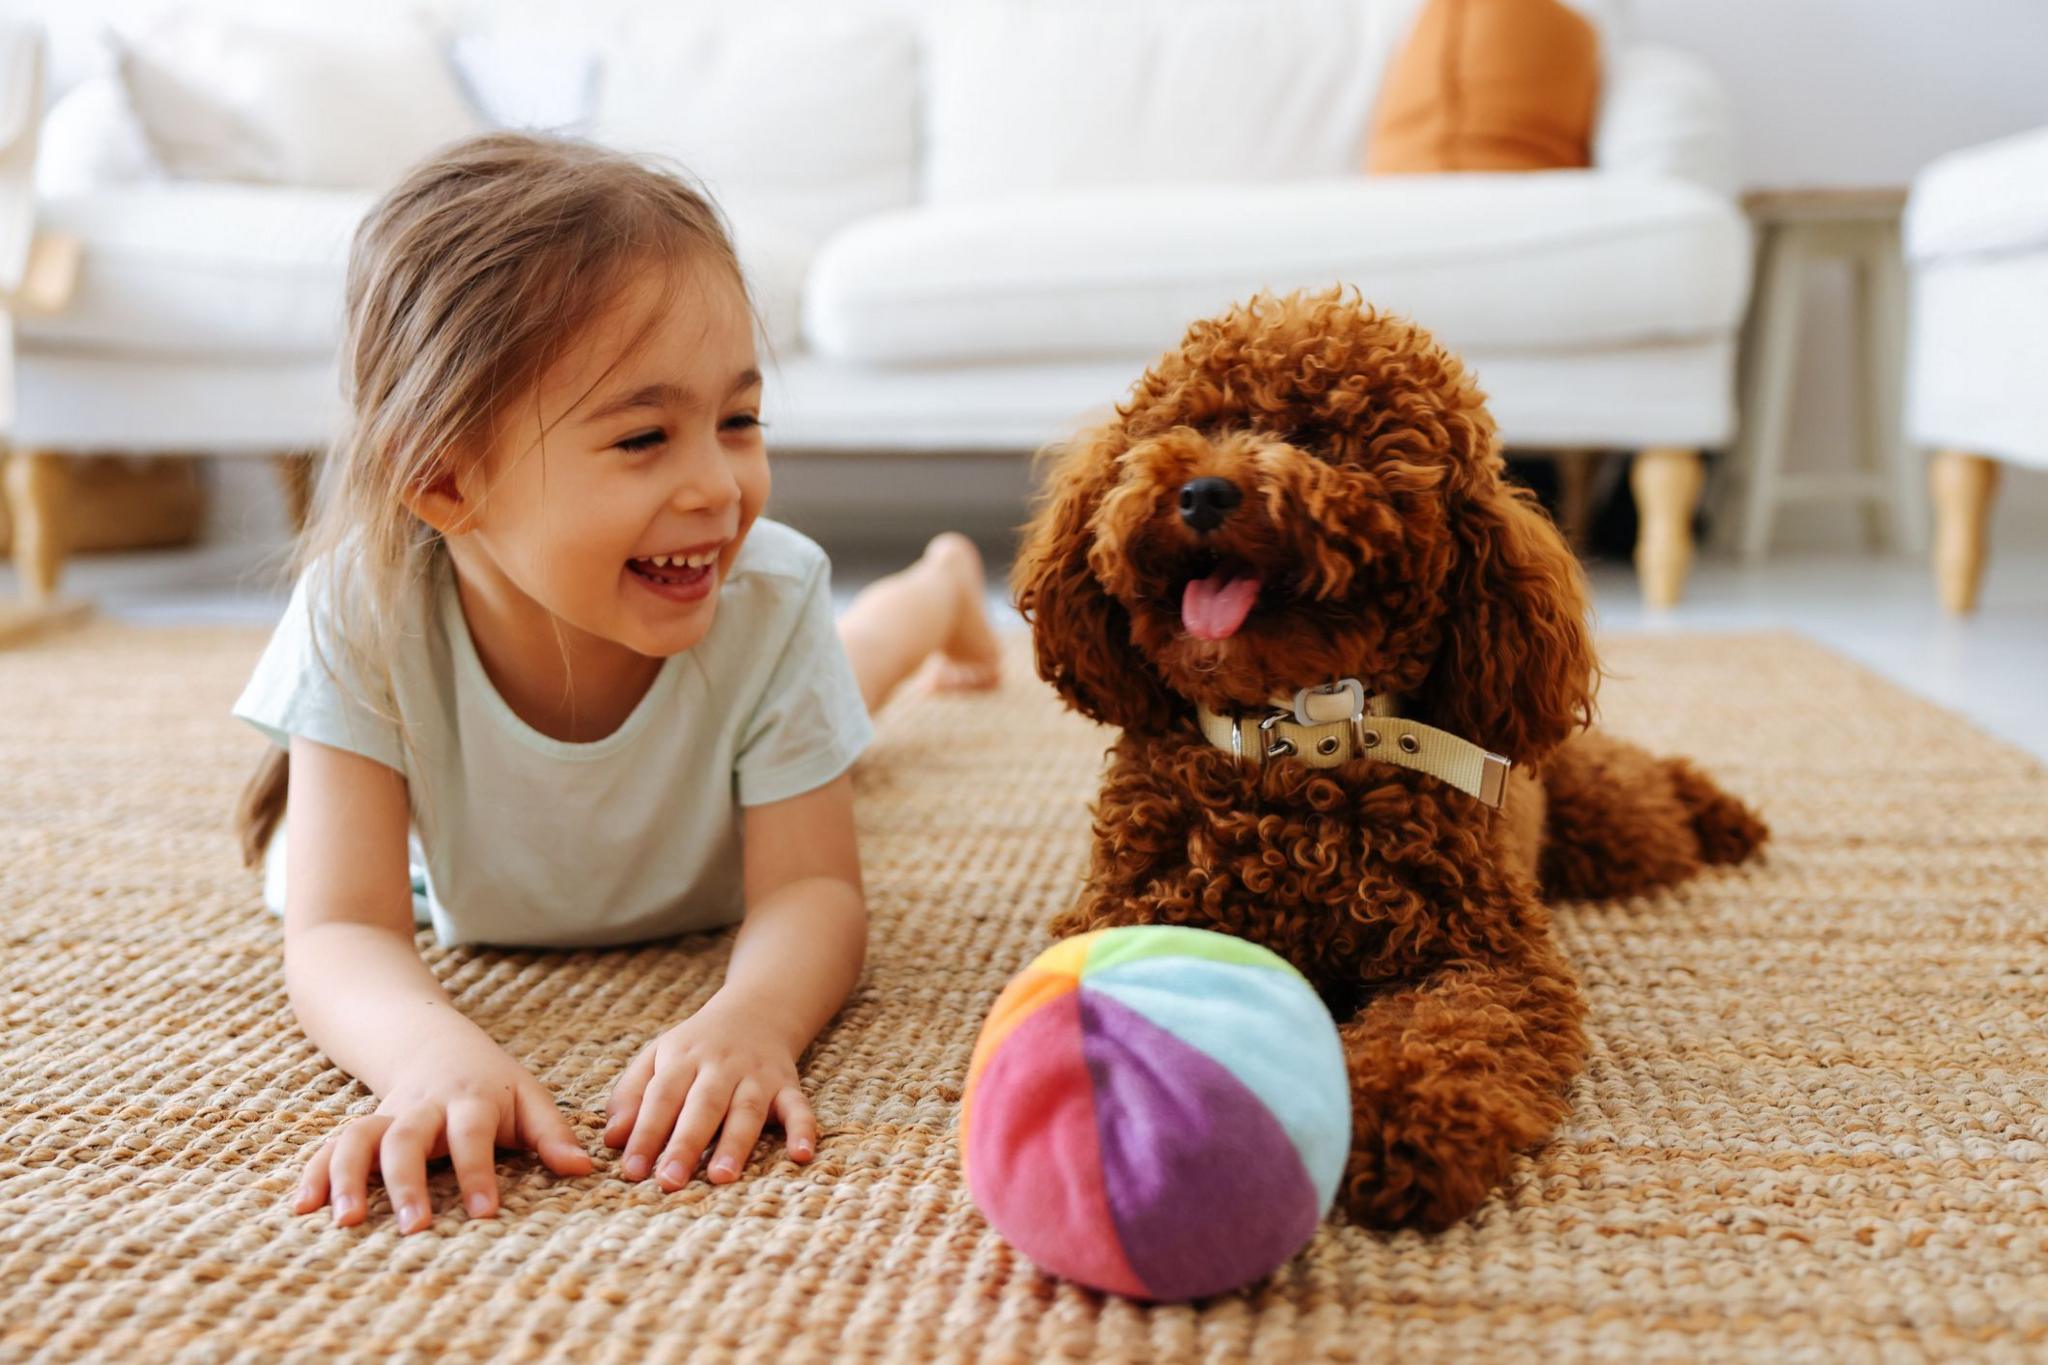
[{"xmin": 626, "ymin": 538, "xmax": 731, "ymax": 604}]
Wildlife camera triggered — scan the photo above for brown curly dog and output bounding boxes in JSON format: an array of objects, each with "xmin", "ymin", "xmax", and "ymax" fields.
[{"xmin": 1012, "ymin": 289, "xmax": 1767, "ymax": 1232}]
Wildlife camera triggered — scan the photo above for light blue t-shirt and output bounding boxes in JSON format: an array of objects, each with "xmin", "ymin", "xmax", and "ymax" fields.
[{"xmin": 232, "ymin": 518, "xmax": 873, "ymax": 948}]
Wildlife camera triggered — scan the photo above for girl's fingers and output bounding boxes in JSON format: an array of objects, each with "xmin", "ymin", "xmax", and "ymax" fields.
[
  {"xmin": 379, "ymin": 1104, "xmax": 445, "ymax": 1234},
  {"xmin": 621, "ymin": 1061, "xmax": 695, "ymax": 1182},
  {"xmin": 294, "ymin": 1140, "xmax": 335, "ymax": 1214},
  {"xmin": 658, "ymin": 1071, "xmax": 739, "ymax": 1191},
  {"xmin": 514, "ymin": 1082, "xmax": 594, "ymax": 1177},
  {"xmin": 604, "ymin": 1044, "xmax": 657, "ymax": 1150},
  {"xmin": 327, "ymin": 1115, "xmax": 395, "ymax": 1227},
  {"xmin": 774, "ymin": 1086, "xmax": 819, "ymax": 1164},
  {"xmin": 444, "ymin": 1097, "xmax": 501, "ymax": 1220},
  {"xmin": 703, "ymin": 1081, "xmax": 770, "ymax": 1185}
]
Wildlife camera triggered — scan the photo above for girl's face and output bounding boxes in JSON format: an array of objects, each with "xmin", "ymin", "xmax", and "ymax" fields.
[{"xmin": 448, "ymin": 260, "xmax": 770, "ymax": 661}]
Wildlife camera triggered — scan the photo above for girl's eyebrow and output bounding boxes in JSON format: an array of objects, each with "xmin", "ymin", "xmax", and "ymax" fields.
[{"xmin": 579, "ymin": 369, "xmax": 763, "ymax": 424}]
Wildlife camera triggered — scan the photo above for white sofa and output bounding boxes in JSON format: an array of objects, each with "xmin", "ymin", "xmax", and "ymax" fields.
[
  {"xmin": 3, "ymin": 0, "xmax": 1748, "ymax": 607},
  {"xmin": 1905, "ymin": 126, "xmax": 2048, "ymax": 614}
]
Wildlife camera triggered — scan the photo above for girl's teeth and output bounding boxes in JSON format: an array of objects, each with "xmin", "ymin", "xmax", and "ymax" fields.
[{"xmin": 635, "ymin": 550, "xmax": 719, "ymax": 571}]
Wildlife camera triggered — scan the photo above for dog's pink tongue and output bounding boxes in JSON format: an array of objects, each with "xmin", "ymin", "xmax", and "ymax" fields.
[{"xmin": 1182, "ymin": 568, "xmax": 1261, "ymax": 640}]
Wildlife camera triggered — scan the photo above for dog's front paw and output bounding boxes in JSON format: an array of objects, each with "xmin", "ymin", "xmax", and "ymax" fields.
[{"xmin": 1337, "ymin": 1125, "xmax": 1503, "ymax": 1231}]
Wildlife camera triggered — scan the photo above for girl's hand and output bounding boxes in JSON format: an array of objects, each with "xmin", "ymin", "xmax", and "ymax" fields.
[
  {"xmin": 293, "ymin": 1039, "xmax": 594, "ymax": 1233},
  {"xmin": 604, "ymin": 998, "xmax": 819, "ymax": 1189}
]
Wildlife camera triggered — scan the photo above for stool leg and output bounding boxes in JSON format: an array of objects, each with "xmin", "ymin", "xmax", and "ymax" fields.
[
  {"xmin": 1930, "ymin": 450, "xmax": 1998, "ymax": 614},
  {"xmin": 1862, "ymin": 231, "xmax": 1921, "ymax": 555},
  {"xmin": 1631, "ymin": 447, "xmax": 1703, "ymax": 609},
  {"xmin": 1737, "ymin": 229, "xmax": 1806, "ymax": 562},
  {"xmin": 4, "ymin": 448, "xmax": 73, "ymax": 604},
  {"xmin": 1849, "ymin": 254, "xmax": 1889, "ymax": 551}
]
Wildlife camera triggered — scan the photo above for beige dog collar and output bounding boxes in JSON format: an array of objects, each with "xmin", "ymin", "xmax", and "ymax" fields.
[{"xmin": 1195, "ymin": 678, "xmax": 1513, "ymax": 808}]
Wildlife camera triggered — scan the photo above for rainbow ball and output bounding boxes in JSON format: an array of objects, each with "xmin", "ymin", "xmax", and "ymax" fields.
[{"xmin": 961, "ymin": 925, "xmax": 1351, "ymax": 1300}]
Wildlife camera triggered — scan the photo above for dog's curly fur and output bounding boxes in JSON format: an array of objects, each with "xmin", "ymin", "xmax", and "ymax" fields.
[{"xmin": 1012, "ymin": 290, "xmax": 1767, "ymax": 1231}]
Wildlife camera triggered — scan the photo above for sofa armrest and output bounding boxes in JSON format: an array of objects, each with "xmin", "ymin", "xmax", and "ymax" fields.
[
  {"xmin": 0, "ymin": 21, "xmax": 46, "ymax": 294},
  {"xmin": 1594, "ymin": 43, "xmax": 1739, "ymax": 198}
]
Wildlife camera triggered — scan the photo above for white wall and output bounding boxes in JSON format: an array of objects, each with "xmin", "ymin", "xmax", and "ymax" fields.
[{"xmin": 1633, "ymin": 0, "xmax": 2048, "ymax": 550}]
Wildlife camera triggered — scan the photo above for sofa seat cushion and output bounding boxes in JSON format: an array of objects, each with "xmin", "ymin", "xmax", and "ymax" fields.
[
  {"xmin": 1906, "ymin": 127, "xmax": 2048, "ymax": 264},
  {"xmin": 20, "ymin": 183, "xmax": 369, "ymax": 359},
  {"xmin": 20, "ymin": 184, "xmax": 816, "ymax": 361},
  {"xmin": 804, "ymin": 172, "xmax": 1747, "ymax": 365}
]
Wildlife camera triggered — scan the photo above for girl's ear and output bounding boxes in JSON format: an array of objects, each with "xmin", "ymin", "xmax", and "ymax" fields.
[
  {"xmin": 1010, "ymin": 425, "xmax": 1183, "ymax": 734},
  {"xmin": 1415, "ymin": 470, "xmax": 1598, "ymax": 765},
  {"xmin": 402, "ymin": 468, "xmax": 475, "ymax": 537}
]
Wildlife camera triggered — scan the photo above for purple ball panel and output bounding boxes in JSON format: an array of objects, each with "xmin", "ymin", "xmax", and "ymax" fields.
[{"xmin": 1079, "ymin": 991, "xmax": 1321, "ymax": 1300}]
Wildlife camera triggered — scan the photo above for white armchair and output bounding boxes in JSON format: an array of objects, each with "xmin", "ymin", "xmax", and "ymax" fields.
[{"xmin": 1905, "ymin": 128, "xmax": 2048, "ymax": 612}]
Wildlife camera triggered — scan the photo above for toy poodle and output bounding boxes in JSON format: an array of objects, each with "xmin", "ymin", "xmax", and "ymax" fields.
[{"xmin": 1011, "ymin": 289, "xmax": 1767, "ymax": 1231}]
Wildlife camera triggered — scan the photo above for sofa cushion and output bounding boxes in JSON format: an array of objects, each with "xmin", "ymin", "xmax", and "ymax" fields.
[
  {"xmin": 922, "ymin": 0, "xmax": 1399, "ymax": 204},
  {"xmin": 921, "ymin": 0, "xmax": 1629, "ymax": 205},
  {"xmin": 592, "ymin": 10, "xmax": 918, "ymax": 245},
  {"xmin": 109, "ymin": 14, "xmax": 482, "ymax": 189},
  {"xmin": 1905, "ymin": 127, "xmax": 2048, "ymax": 264},
  {"xmin": 17, "ymin": 183, "xmax": 815, "ymax": 362},
  {"xmin": 804, "ymin": 172, "xmax": 1747, "ymax": 365},
  {"xmin": 20, "ymin": 184, "xmax": 368, "ymax": 359},
  {"xmin": 34, "ymin": 73, "xmax": 166, "ymax": 197},
  {"xmin": 1366, "ymin": 0, "xmax": 1601, "ymax": 173}
]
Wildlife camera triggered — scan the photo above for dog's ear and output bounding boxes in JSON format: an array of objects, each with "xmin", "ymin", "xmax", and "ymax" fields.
[
  {"xmin": 1415, "ymin": 468, "xmax": 1597, "ymax": 764},
  {"xmin": 1011, "ymin": 425, "xmax": 1183, "ymax": 734}
]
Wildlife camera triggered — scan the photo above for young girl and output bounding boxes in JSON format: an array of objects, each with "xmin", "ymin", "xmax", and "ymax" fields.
[{"xmin": 231, "ymin": 132, "xmax": 1001, "ymax": 1235}]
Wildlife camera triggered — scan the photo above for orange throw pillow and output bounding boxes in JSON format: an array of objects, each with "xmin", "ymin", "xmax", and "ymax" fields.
[{"xmin": 1366, "ymin": 0, "xmax": 1600, "ymax": 173}]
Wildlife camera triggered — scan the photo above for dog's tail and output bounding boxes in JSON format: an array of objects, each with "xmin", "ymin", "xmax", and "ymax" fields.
[{"xmin": 1537, "ymin": 731, "xmax": 1767, "ymax": 902}]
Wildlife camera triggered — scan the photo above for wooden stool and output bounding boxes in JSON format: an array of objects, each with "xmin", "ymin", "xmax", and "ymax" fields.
[{"xmin": 1724, "ymin": 188, "xmax": 1923, "ymax": 561}]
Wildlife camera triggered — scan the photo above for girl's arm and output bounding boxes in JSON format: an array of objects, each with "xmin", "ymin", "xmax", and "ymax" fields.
[
  {"xmin": 282, "ymin": 736, "xmax": 591, "ymax": 1231},
  {"xmin": 605, "ymin": 771, "xmax": 865, "ymax": 1187}
]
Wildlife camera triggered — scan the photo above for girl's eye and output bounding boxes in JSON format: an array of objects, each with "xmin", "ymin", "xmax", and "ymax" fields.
[
  {"xmin": 723, "ymin": 413, "xmax": 763, "ymax": 433},
  {"xmin": 615, "ymin": 429, "xmax": 666, "ymax": 453}
]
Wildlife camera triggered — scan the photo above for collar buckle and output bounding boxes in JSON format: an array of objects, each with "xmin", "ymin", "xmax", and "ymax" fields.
[
  {"xmin": 1256, "ymin": 710, "xmax": 1297, "ymax": 759},
  {"xmin": 1291, "ymin": 677, "xmax": 1366, "ymax": 727}
]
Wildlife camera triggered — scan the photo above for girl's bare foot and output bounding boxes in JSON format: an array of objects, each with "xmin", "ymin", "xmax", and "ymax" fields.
[{"xmin": 918, "ymin": 533, "xmax": 1002, "ymax": 693}]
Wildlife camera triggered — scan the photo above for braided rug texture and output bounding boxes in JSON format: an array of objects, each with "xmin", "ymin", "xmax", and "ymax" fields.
[{"xmin": 2, "ymin": 624, "xmax": 2046, "ymax": 1363}]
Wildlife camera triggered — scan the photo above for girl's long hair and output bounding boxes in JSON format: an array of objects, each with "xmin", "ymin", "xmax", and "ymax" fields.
[{"xmin": 236, "ymin": 131, "xmax": 746, "ymax": 866}]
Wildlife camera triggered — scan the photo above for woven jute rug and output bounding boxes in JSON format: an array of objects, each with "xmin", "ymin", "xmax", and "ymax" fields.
[{"xmin": 3, "ymin": 623, "xmax": 2046, "ymax": 1362}]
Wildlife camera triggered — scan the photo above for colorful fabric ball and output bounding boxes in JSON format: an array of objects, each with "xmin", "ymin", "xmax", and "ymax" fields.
[{"xmin": 960, "ymin": 925, "xmax": 1351, "ymax": 1301}]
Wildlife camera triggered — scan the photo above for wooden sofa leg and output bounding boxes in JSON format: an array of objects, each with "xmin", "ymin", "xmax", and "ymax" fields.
[
  {"xmin": 1554, "ymin": 448, "xmax": 1598, "ymax": 553},
  {"xmin": 272, "ymin": 452, "xmax": 317, "ymax": 534},
  {"xmin": 4, "ymin": 448, "xmax": 73, "ymax": 603},
  {"xmin": 1930, "ymin": 449, "xmax": 1998, "ymax": 614},
  {"xmin": 1630, "ymin": 447, "xmax": 1702, "ymax": 609}
]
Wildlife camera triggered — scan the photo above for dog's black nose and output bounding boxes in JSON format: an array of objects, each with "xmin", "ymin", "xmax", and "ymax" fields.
[{"xmin": 1178, "ymin": 477, "xmax": 1241, "ymax": 533}]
